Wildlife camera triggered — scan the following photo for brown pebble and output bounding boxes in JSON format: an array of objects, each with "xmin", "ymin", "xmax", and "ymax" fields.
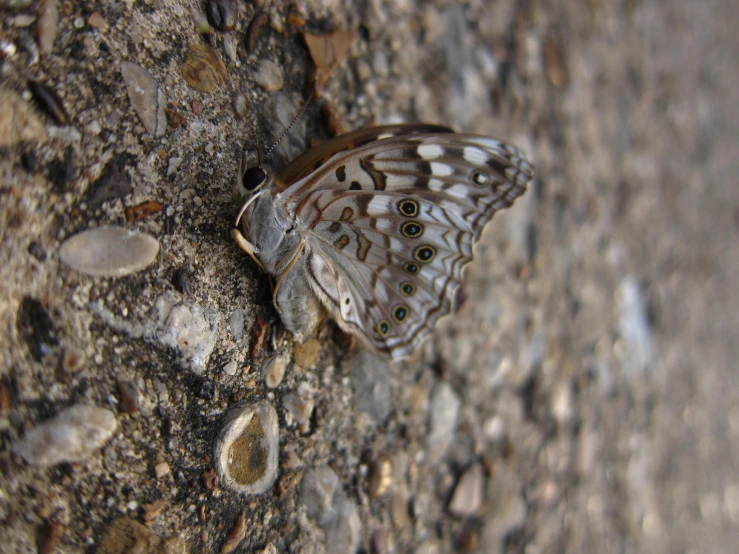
[
  {"xmin": 38, "ymin": 520, "xmax": 64, "ymax": 554},
  {"xmin": 455, "ymin": 527, "xmax": 480, "ymax": 552},
  {"xmin": 62, "ymin": 346, "xmax": 85, "ymax": 372},
  {"xmin": 543, "ymin": 37, "xmax": 569, "ymax": 88},
  {"xmin": 263, "ymin": 354, "xmax": 287, "ymax": 388},
  {"xmin": 368, "ymin": 454, "xmax": 392, "ymax": 498},
  {"xmin": 87, "ymin": 12, "xmax": 108, "ymax": 31},
  {"xmin": 165, "ymin": 107, "xmax": 186, "ymax": 129},
  {"xmin": 250, "ymin": 319, "xmax": 268, "ymax": 358},
  {"xmin": 202, "ymin": 468, "xmax": 219, "ymax": 490},
  {"xmin": 142, "ymin": 500, "xmax": 164, "ymax": 521},
  {"xmin": 286, "ymin": 13, "xmax": 305, "ymax": 28},
  {"xmin": 124, "ymin": 200, "xmax": 163, "ymax": 222},
  {"xmin": 116, "ymin": 378, "xmax": 140, "ymax": 415},
  {"xmin": 154, "ymin": 461, "xmax": 171, "ymax": 479},
  {"xmin": 277, "ymin": 471, "xmax": 300, "ymax": 496},
  {"xmin": 0, "ymin": 378, "xmax": 11, "ymax": 414},
  {"xmin": 221, "ymin": 514, "xmax": 246, "ymax": 553},
  {"xmin": 182, "ymin": 44, "xmax": 227, "ymax": 92},
  {"xmin": 192, "ymin": 99, "xmax": 203, "ymax": 114},
  {"xmin": 245, "ymin": 11, "xmax": 268, "ymax": 54}
]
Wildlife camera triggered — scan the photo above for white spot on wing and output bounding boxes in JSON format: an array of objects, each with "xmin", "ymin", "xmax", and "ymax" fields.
[
  {"xmin": 428, "ymin": 178, "xmax": 444, "ymax": 192},
  {"xmin": 386, "ymin": 173, "xmax": 416, "ymax": 188},
  {"xmin": 368, "ymin": 196, "xmax": 390, "ymax": 214},
  {"xmin": 445, "ymin": 183, "xmax": 470, "ymax": 199},
  {"xmin": 418, "ymin": 143, "xmax": 444, "ymax": 160},
  {"xmin": 430, "ymin": 162, "xmax": 453, "ymax": 176},
  {"xmin": 463, "ymin": 146, "xmax": 488, "ymax": 165}
]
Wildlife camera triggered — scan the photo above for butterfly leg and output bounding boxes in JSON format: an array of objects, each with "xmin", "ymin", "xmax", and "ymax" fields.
[{"xmin": 231, "ymin": 228, "xmax": 266, "ymax": 272}]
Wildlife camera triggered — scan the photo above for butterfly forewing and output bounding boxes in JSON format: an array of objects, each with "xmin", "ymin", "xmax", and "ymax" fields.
[
  {"xmin": 274, "ymin": 124, "xmax": 454, "ymax": 190},
  {"xmin": 271, "ymin": 130, "xmax": 533, "ymax": 359}
]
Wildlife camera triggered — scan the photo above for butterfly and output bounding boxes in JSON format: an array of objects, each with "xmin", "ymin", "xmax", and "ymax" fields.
[{"xmin": 232, "ymin": 124, "xmax": 533, "ymax": 360}]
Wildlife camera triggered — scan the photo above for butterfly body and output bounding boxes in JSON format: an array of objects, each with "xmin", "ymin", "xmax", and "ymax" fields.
[{"xmin": 234, "ymin": 124, "xmax": 533, "ymax": 360}]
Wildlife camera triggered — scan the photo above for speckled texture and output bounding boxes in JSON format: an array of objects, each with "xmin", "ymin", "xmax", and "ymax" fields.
[{"xmin": 0, "ymin": 0, "xmax": 737, "ymax": 553}]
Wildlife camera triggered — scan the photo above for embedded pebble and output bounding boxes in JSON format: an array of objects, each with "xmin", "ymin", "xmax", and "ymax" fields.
[
  {"xmin": 182, "ymin": 44, "xmax": 227, "ymax": 92},
  {"xmin": 232, "ymin": 93, "xmax": 248, "ymax": 118},
  {"xmin": 426, "ymin": 381, "xmax": 461, "ymax": 461},
  {"xmin": 301, "ymin": 466, "xmax": 361, "ymax": 554},
  {"xmin": 368, "ymin": 454, "xmax": 392, "ymax": 498},
  {"xmin": 156, "ymin": 297, "xmax": 219, "ymax": 374},
  {"xmin": 8, "ymin": 14, "xmax": 36, "ymax": 27},
  {"xmin": 282, "ymin": 385, "xmax": 314, "ymax": 431},
  {"xmin": 59, "ymin": 226, "xmax": 160, "ymax": 277},
  {"xmin": 37, "ymin": 0, "xmax": 58, "ymax": 54},
  {"xmin": 206, "ymin": 0, "xmax": 237, "ymax": 31},
  {"xmin": 12, "ymin": 404, "xmax": 118, "ymax": 467},
  {"xmin": 154, "ymin": 461, "xmax": 170, "ymax": 479},
  {"xmin": 245, "ymin": 11, "xmax": 268, "ymax": 53},
  {"xmin": 116, "ymin": 378, "xmax": 140, "ymax": 415},
  {"xmin": 222, "ymin": 513, "xmax": 246, "ymax": 553},
  {"xmin": 87, "ymin": 11, "xmax": 108, "ymax": 31},
  {"xmin": 171, "ymin": 268, "xmax": 192, "ymax": 295},
  {"xmin": 617, "ymin": 276, "xmax": 654, "ymax": 374},
  {"xmin": 85, "ymin": 119, "xmax": 102, "ymax": 135},
  {"xmin": 293, "ymin": 337, "xmax": 319, "ymax": 368},
  {"xmin": 223, "ymin": 35, "xmax": 238, "ymax": 62},
  {"xmin": 120, "ymin": 61, "xmax": 167, "ymax": 136},
  {"xmin": 448, "ymin": 463, "xmax": 484, "ymax": 517},
  {"xmin": 167, "ymin": 156, "xmax": 183, "ymax": 176},
  {"xmin": 223, "ymin": 360, "xmax": 239, "ymax": 376},
  {"xmin": 215, "ymin": 401, "xmax": 279, "ymax": 495},
  {"xmin": 61, "ymin": 346, "xmax": 85, "ymax": 372},
  {"xmin": 254, "ymin": 60, "xmax": 284, "ymax": 91},
  {"xmin": 39, "ymin": 520, "xmax": 64, "ymax": 554},
  {"xmin": 229, "ymin": 308, "xmax": 244, "ymax": 341},
  {"xmin": 263, "ymin": 354, "xmax": 287, "ymax": 388},
  {"xmin": 98, "ymin": 517, "xmax": 184, "ymax": 554},
  {"xmin": 350, "ymin": 351, "xmax": 392, "ymax": 424}
]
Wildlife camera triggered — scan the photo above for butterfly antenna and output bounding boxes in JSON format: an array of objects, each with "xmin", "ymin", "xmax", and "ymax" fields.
[{"xmin": 263, "ymin": 87, "xmax": 316, "ymax": 160}]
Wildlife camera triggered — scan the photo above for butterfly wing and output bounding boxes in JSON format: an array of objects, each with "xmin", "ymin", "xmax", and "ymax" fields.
[
  {"xmin": 280, "ymin": 132, "xmax": 533, "ymax": 360},
  {"xmin": 274, "ymin": 124, "xmax": 454, "ymax": 190}
]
